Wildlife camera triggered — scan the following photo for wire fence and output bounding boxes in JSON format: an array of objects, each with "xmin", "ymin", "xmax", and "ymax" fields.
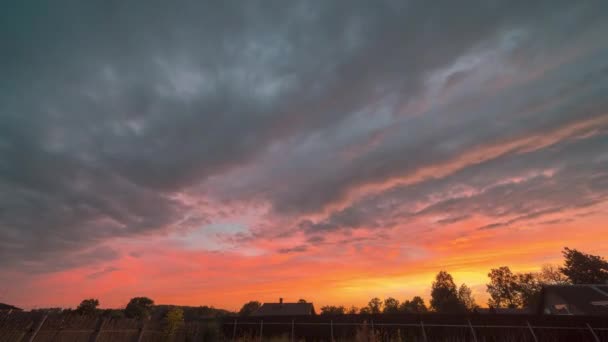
[
  {"xmin": 2, "ymin": 310, "xmax": 608, "ymax": 341},
  {"xmin": 223, "ymin": 319, "xmax": 607, "ymax": 342}
]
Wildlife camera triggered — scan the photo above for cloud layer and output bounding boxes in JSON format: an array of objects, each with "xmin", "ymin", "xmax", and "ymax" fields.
[{"xmin": 1, "ymin": 1, "xmax": 608, "ymax": 309}]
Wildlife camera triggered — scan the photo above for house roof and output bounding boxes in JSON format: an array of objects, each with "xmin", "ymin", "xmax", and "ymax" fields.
[
  {"xmin": 540, "ymin": 284, "xmax": 608, "ymax": 315},
  {"xmin": 476, "ymin": 307, "xmax": 532, "ymax": 315},
  {"xmin": 252, "ymin": 302, "xmax": 315, "ymax": 316}
]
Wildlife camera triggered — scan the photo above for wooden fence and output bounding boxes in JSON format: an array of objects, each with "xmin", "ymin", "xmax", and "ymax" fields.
[{"xmin": 1, "ymin": 310, "xmax": 607, "ymax": 341}]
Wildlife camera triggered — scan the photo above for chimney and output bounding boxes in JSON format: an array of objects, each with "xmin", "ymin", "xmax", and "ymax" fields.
[{"xmin": 279, "ymin": 298, "xmax": 283, "ymax": 304}]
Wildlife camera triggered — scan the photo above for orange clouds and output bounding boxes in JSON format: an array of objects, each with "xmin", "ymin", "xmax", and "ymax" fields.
[{"xmin": 5, "ymin": 203, "xmax": 607, "ymax": 312}]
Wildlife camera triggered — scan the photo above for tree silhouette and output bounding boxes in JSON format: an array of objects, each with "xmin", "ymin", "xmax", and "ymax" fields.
[
  {"xmin": 539, "ymin": 264, "xmax": 569, "ymax": 284},
  {"xmin": 320, "ymin": 305, "xmax": 345, "ymax": 315},
  {"xmin": 383, "ymin": 297, "xmax": 400, "ymax": 314},
  {"xmin": 238, "ymin": 301, "xmax": 261, "ymax": 316},
  {"xmin": 430, "ymin": 271, "xmax": 466, "ymax": 313},
  {"xmin": 457, "ymin": 284, "xmax": 477, "ymax": 311},
  {"xmin": 516, "ymin": 272, "xmax": 543, "ymax": 308},
  {"xmin": 297, "ymin": 299, "xmax": 307, "ymax": 303},
  {"xmin": 486, "ymin": 266, "xmax": 520, "ymax": 308},
  {"xmin": 367, "ymin": 297, "xmax": 383, "ymax": 314},
  {"xmin": 399, "ymin": 296, "xmax": 428, "ymax": 313},
  {"xmin": 125, "ymin": 297, "xmax": 155, "ymax": 319},
  {"xmin": 560, "ymin": 247, "xmax": 608, "ymax": 284},
  {"xmin": 347, "ymin": 306, "xmax": 359, "ymax": 314},
  {"xmin": 76, "ymin": 298, "xmax": 99, "ymax": 316}
]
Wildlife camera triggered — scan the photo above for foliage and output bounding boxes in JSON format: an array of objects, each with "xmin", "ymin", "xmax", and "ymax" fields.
[
  {"xmin": 31, "ymin": 307, "xmax": 64, "ymax": 314},
  {"xmin": 297, "ymin": 299, "xmax": 307, "ymax": 303},
  {"xmin": 320, "ymin": 305, "xmax": 346, "ymax": 315},
  {"xmin": 102, "ymin": 309, "xmax": 125, "ymax": 319},
  {"xmin": 347, "ymin": 306, "xmax": 359, "ymax": 314},
  {"xmin": 457, "ymin": 283, "xmax": 478, "ymax": 311},
  {"xmin": 399, "ymin": 296, "xmax": 428, "ymax": 313},
  {"xmin": 430, "ymin": 271, "xmax": 466, "ymax": 313},
  {"xmin": 125, "ymin": 297, "xmax": 155, "ymax": 319},
  {"xmin": 380, "ymin": 297, "xmax": 398, "ymax": 314},
  {"xmin": 359, "ymin": 307, "xmax": 371, "ymax": 314},
  {"xmin": 539, "ymin": 264, "xmax": 570, "ymax": 284},
  {"xmin": 487, "ymin": 267, "xmax": 545, "ymax": 309},
  {"xmin": 163, "ymin": 307, "xmax": 184, "ymax": 340},
  {"xmin": 516, "ymin": 272, "xmax": 543, "ymax": 308},
  {"xmin": 76, "ymin": 298, "xmax": 99, "ymax": 316},
  {"xmin": 367, "ymin": 297, "xmax": 383, "ymax": 314},
  {"xmin": 239, "ymin": 301, "xmax": 262, "ymax": 316},
  {"xmin": 183, "ymin": 305, "xmax": 232, "ymax": 320},
  {"xmin": 487, "ymin": 248, "xmax": 608, "ymax": 309},
  {"xmin": 560, "ymin": 247, "xmax": 608, "ymax": 284},
  {"xmin": 486, "ymin": 266, "xmax": 520, "ymax": 308}
]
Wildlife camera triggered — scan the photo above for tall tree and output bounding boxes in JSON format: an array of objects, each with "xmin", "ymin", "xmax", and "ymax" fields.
[
  {"xmin": 430, "ymin": 271, "xmax": 466, "ymax": 313},
  {"xmin": 367, "ymin": 297, "xmax": 383, "ymax": 314},
  {"xmin": 560, "ymin": 247, "xmax": 608, "ymax": 284},
  {"xmin": 76, "ymin": 298, "xmax": 99, "ymax": 316},
  {"xmin": 382, "ymin": 297, "xmax": 400, "ymax": 314},
  {"xmin": 486, "ymin": 266, "xmax": 520, "ymax": 308},
  {"xmin": 457, "ymin": 284, "xmax": 477, "ymax": 311},
  {"xmin": 238, "ymin": 301, "xmax": 261, "ymax": 316},
  {"xmin": 125, "ymin": 297, "xmax": 155, "ymax": 319},
  {"xmin": 399, "ymin": 296, "xmax": 428, "ymax": 313}
]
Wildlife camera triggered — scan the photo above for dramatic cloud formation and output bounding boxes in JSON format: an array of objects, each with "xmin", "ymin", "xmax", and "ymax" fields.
[{"xmin": 1, "ymin": 1, "xmax": 608, "ymax": 309}]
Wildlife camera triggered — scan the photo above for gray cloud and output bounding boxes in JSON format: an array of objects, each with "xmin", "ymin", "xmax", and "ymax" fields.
[
  {"xmin": 277, "ymin": 245, "xmax": 308, "ymax": 254},
  {"xmin": 1, "ymin": 0, "xmax": 607, "ymax": 271},
  {"xmin": 294, "ymin": 131, "xmax": 608, "ymax": 235},
  {"xmin": 86, "ymin": 266, "xmax": 120, "ymax": 280}
]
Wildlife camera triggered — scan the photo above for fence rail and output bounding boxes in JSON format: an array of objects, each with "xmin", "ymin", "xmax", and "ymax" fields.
[{"xmin": 1, "ymin": 310, "xmax": 607, "ymax": 341}]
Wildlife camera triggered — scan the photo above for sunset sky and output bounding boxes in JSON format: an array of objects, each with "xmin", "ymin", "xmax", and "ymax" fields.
[{"xmin": 1, "ymin": 1, "xmax": 608, "ymax": 311}]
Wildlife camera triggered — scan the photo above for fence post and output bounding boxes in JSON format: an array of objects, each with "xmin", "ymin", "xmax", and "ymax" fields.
[
  {"xmin": 90, "ymin": 317, "xmax": 106, "ymax": 342},
  {"xmin": 526, "ymin": 321, "xmax": 538, "ymax": 342},
  {"xmin": 259, "ymin": 320, "xmax": 263, "ymax": 342},
  {"xmin": 27, "ymin": 314, "xmax": 48, "ymax": 342},
  {"xmin": 586, "ymin": 323, "xmax": 600, "ymax": 342},
  {"xmin": 231, "ymin": 319, "xmax": 238, "ymax": 341},
  {"xmin": 467, "ymin": 319, "xmax": 478, "ymax": 342},
  {"xmin": 420, "ymin": 321, "xmax": 428, "ymax": 342},
  {"xmin": 291, "ymin": 319, "xmax": 294, "ymax": 342},
  {"xmin": 136, "ymin": 320, "xmax": 147, "ymax": 342},
  {"xmin": 330, "ymin": 320, "xmax": 334, "ymax": 342}
]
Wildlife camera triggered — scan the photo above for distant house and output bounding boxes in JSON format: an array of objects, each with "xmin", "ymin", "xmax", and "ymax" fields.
[
  {"xmin": 252, "ymin": 298, "xmax": 315, "ymax": 316},
  {"xmin": 539, "ymin": 284, "xmax": 608, "ymax": 316}
]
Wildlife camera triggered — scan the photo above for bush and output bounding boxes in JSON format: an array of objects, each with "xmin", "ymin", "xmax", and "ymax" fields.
[{"xmin": 163, "ymin": 307, "xmax": 185, "ymax": 340}]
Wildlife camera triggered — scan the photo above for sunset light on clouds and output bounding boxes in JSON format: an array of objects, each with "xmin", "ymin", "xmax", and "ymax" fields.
[{"xmin": 1, "ymin": 1, "xmax": 608, "ymax": 312}]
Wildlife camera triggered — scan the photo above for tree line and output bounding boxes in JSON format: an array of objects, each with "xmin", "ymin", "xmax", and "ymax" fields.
[
  {"xmin": 238, "ymin": 247, "xmax": 608, "ymax": 315},
  {"xmin": 37, "ymin": 247, "xmax": 607, "ymax": 318}
]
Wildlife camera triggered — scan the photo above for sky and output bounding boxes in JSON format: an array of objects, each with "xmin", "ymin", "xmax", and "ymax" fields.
[{"xmin": 1, "ymin": 1, "xmax": 608, "ymax": 311}]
